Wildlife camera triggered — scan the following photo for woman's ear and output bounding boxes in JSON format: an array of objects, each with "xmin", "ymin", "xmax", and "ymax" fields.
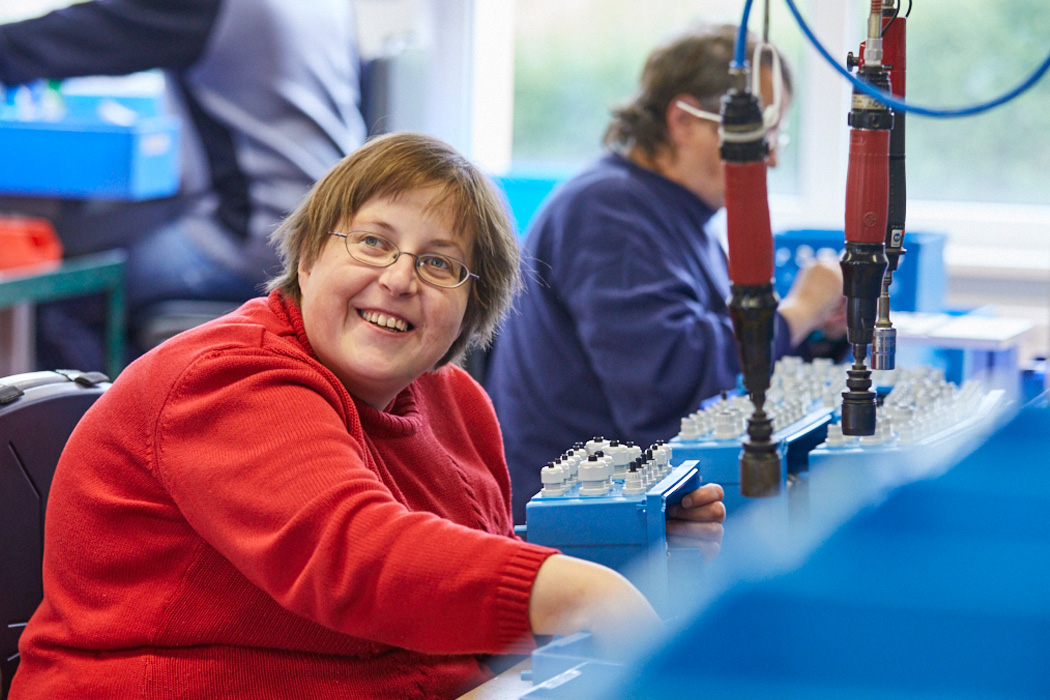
[
  {"xmin": 297, "ymin": 254, "xmax": 313, "ymax": 293},
  {"xmin": 665, "ymin": 94, "xmax": 703, "ymax": 146},
  {"xmin": 297, "ymin": 230, "xmax": 335, "ymax": 293}
]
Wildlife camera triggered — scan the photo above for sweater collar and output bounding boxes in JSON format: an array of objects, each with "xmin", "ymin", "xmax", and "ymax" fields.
[
  {"xmin": 269, "ymin": 291, "xmax": 423, "ymax": 437},
  {"xmin": 353, "ymin": 388, "xmax": 423, "ymax": 438},
  {"xmin": 268, "ymin": 290, "xmax": 316, "ymax": 357}
]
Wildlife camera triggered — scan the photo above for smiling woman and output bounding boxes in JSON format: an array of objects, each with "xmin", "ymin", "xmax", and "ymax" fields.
[
  {"xmin": 268, "ymin": 132, "xmax": 520, "ymax": 368},
  {"xmin": 8, "ymin": 132, "xmax": 728, "ymax": 700},
  {"xmin": 297, "ymin": 187, "xmax": 474, "ymax": 409}
]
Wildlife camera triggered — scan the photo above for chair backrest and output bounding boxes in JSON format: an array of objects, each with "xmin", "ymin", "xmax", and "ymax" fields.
[{"xmin": 0, "ymin": 370, "xmax": 110, "ymax": 699}]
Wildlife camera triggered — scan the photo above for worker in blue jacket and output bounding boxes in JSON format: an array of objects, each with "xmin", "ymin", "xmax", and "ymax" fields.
[
  {"xmin": 485, "ymin": 24, "xmax": 846, "ymax": 524},
  {"xmin": 0, "ymin": 0, "xmax": 366, "ymax": 368}
]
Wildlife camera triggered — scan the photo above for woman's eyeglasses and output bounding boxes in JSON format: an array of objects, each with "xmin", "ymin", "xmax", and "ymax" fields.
[{"xmin": 330, "ymin": 231, "xmax": 478, "ymax": 288}]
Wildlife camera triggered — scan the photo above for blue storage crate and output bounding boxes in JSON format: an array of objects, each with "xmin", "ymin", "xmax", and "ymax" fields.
[
  {"xmin": 669, "ymin": 407, "xmax": 833, "ymax": 515},
  {"xmin": 0, "ymin": 114, "xmax": 180, "ymax": 200},
  {"xmin": 525, "ymin": 461, "xmax": 701, "ymax": 616},
  {"xmin": 491, "ymin": 173, "xmax": 566, "ymax": 236},
  {"xmin": 774, "ymin": 228, "xmax": 946, "ymax": 313}
]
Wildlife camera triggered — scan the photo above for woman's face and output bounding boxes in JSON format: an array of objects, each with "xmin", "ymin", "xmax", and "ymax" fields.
[
  {"xmin": 298, "ymin": 187, "xmax": 472, "ymax": 409},
  {"xmin": 667, "ymin": 67, "xmax": 790, "ymax": 211}
]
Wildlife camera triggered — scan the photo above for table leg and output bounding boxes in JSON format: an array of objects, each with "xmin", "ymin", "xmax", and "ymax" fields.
[
  {"xmin": 104, "ymin": 281, "xmax": 127, "ymax": 380},
  {"xmin": 0, "ymin": 304, "xmax": 35, "ymax": 376}
]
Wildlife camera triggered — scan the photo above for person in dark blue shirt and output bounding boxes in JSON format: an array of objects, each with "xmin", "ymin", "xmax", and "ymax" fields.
[
  {"xmin": 485, "ymin": 24, "xmax": 846, "ymax": 524},
  {"xmin": 0, "ymin": 0, "xmax": 366, "ymax": 368}
]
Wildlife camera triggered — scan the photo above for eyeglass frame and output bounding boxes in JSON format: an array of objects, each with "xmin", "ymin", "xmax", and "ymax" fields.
[
  {"xmin": 674, "ymin": 100, "xmax": 791, "ymax": 153},
  {"xmin": 673, "ymin": 39, "xmax": 790, "ymax": 153},
  {"xmin": 329, "ymin": 230, "xmax": 479, "ymax": 289}
]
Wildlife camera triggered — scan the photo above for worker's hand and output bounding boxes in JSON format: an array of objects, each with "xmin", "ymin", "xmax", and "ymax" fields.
[
  {"xmin": 529, "ymin": 554, "xmax": 662, "ymax": 658},
  {"xmin": 666, "ymin": 483, "xmax": 725, "ymax": 561},
  {"xmin": 818, "ymin": 297, "xmax": 848, "ymax": 340},
  {"xmin": 778, "ymin": 258, "xmax": 846, "ymax": 346}
]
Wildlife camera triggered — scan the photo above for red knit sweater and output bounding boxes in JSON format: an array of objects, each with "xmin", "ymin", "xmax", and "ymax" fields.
[{"xmin": 11, "ymin": 292, "xmax": 556, "ymax": 700}]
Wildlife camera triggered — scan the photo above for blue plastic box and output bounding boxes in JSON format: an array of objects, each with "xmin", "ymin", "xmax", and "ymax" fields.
[
  {"xmin": 524, "ymin": 461, "xmax": 702, "ymax": 616},
  {"xmin": 669, "ymin": 407, "xmax": 833, "ymax": 515},
  {"xmin": 774, "ymin": 228, "xmax": 946, "ymax": 313},
  {"xmin": 0, "ymin": 114, "xmax": 180, "ymax": 200},
  {"xmin": 491, "ymin": 173, "xmax": 566, "ymax": 236}
]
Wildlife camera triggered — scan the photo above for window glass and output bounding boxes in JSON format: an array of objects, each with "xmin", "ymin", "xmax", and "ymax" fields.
[
  {"xmin": 512, "ymin": 1, "xmax": 1050, "ymax": 208},
  {"xmin": 903, "ymin": 1, "xmax": 1050, "ymax": 205},
  {"xmin": 511, "ymin": 0, "xmax": 805, "ymax": 194},
  {"xmin": 0, "ymin": 0, "xmax": 85, "ymax": 22}
]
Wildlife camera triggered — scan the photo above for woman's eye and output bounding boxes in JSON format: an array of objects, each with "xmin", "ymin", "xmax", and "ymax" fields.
[
  {"xmin": 423, "ymin": 256, "xmax": 452, "ymax": 271},
  {"xmin": 361, "ymin": 235, "xmax": 384, "ymax": 248}
]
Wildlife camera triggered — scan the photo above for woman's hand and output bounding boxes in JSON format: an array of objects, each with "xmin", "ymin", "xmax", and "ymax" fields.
[
  {"xmin": 665, "ymin": 482, "xmax": 725, "ymax": 561},
  {"xmin": 529, "ymin": 554, "xmax": 661, "ymax": 658},
  {"xmin": 778, "ymin": 258, "xmax": 847, "ymax": 346}
]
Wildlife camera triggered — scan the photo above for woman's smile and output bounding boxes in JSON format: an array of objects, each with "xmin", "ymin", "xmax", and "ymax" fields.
[{"xmin": 358, "ymin": 308, "xmax": 412, "ymax": 333}]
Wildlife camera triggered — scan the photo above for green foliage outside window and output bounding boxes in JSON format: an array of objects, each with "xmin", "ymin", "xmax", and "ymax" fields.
[
  {"xmin": 512, "ymin": 0, "xmax": 1050, "ymax": 207},
  {"xmin": 904, "ymin": 0, "xmax": 1050, "ymax": 205}
]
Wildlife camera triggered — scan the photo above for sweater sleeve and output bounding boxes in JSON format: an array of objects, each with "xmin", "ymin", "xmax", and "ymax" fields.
[
  {"xmin": 153, "ymin": 347, "xmax": 556, "ymax": 655},
  {"xmin": 545, "ymin": 185, "xmax": 744, "ymax": 437},
  {"xmin": 0, "ymin": 0, "xmax": 220, "ymax": 85}
]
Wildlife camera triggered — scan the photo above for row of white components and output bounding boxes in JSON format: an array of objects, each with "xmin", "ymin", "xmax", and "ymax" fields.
[
  {"xmin": 676, "ymin": 388, "xmax": 835, "ymax": 442},
  {"xmin": 824, "ymin": 373, "xmax": 987, "ymax": 447},
  {"xmin": 676, "ymin": 357, "xmax": 848, "ymax": 442},
  {"xmin": 539, "ymin": 438, "xmax": 675, "ymax": 498},
  {"xmin": 767, "ymin": 356, "xmax": 848, "ymax": 410}
]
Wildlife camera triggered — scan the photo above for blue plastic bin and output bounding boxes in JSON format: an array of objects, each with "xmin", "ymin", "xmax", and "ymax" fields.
[{"xmin": 0, "ymin": 115, "xmax": 180, "ymax": 200}]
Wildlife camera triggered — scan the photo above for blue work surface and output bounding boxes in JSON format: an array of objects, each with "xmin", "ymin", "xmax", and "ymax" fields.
[{"xmin": 525, "ymin": 396, "xmax": 1049, "ymax": 699}]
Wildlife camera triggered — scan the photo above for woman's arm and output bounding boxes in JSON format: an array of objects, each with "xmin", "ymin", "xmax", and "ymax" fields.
[
  {"xmin": 0, "ymin": 0, "xmax": 219, "ymax": 85},
  {"xmin": 528, "ymin": 554, "xmax": 661, "ymax": 656}
]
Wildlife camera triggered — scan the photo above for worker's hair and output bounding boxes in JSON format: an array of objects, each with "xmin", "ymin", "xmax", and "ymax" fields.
[
  {"xmin": 268, "ymin": 132, "xmax": 519, "ymax": 367},
  {"xmin": 603, "ymin": 23, "xmax": 793, "ymax": 159}
]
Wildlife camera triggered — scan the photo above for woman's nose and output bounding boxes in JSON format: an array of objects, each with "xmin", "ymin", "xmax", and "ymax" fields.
[{"xmin": 378, "ymin": 254, "xmax": 419, "ymax": 293}]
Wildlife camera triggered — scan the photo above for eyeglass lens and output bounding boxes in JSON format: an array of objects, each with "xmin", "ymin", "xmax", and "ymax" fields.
[{"xmin": 341, "ymin": 231, "xmax": 470, "ymax": 287}]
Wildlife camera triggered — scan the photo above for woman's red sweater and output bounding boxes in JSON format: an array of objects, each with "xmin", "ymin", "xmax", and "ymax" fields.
[{"xmin": 11, "ymin": 292, "xmax": 555, "ymax": 699}]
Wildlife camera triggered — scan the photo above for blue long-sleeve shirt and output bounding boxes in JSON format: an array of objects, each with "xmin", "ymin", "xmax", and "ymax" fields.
[
  {"xmin": 0, "ymin": 0, "xmax": 366, "ymax": 279},
  {"xmin": 485, "ymin": 154, "xmax": 795, "ymax": 523}
]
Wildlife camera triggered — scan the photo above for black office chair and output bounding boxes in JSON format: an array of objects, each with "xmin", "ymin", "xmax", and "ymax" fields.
[{"xmin": 0, "ymin": 370, "xmax": 110, "ymax": 699}]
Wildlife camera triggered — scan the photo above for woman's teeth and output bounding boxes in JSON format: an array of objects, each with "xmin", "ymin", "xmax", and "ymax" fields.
[{"xmin": 360, "ymin": 310, "xmax": 409, "ymax": 332}]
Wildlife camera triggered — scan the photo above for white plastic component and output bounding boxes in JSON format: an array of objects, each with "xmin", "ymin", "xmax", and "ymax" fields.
[
  {"xmin": 557, "ymin": 455, "xmax": 578, "ymax": 484},
  {"xmin": 622, "ymin": 465, "xmax": 647, "ymax": 495},
  {"xmin": 678, "ymin": 415, "xmax": 700, "ymax": 440},
  {"xmin": 539, "ymin": 462, "xmax": 569, "ymax": 496},
  {"xmin": 585, "ymin": 437, "xmax": 610, "ymax": 456},
  {"xmin": 577, "ymin": 456, "xmax": 611, "ymax": 496},
  {"xmin": 598, "ymin": 453, "xmax": 615, "ymax": 483},
  {"xmin": 627, "ymin": 442, "xmax": 643, "ymax": 464},
  {"xmin": 878, "ymin": 415, "xmax": 898, "ymax": 444},
  {"xmin": 897, "ymin": 420, "xmax": 919, "ymax": 445},
  {"xmin": 824, "ymin": 421, "xmax": 856, "ymax": 448},
  {"xmin": 606, "ymin": 441, "xmax": 631, "ymax": 479},
  {"xmin": 859, "ymin": 430, "xmax": 885, "ymax": 446},
  {"xmin": 654, "ymin": 442, "xmax": 673, "ymax": 479},
  {"xmin": 714, "ymin": 406, "xmax": 743, "ymax": 440},
  {"xmin": 694, "ymin": 410, "xmax": 713, "ymax": 436}
]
